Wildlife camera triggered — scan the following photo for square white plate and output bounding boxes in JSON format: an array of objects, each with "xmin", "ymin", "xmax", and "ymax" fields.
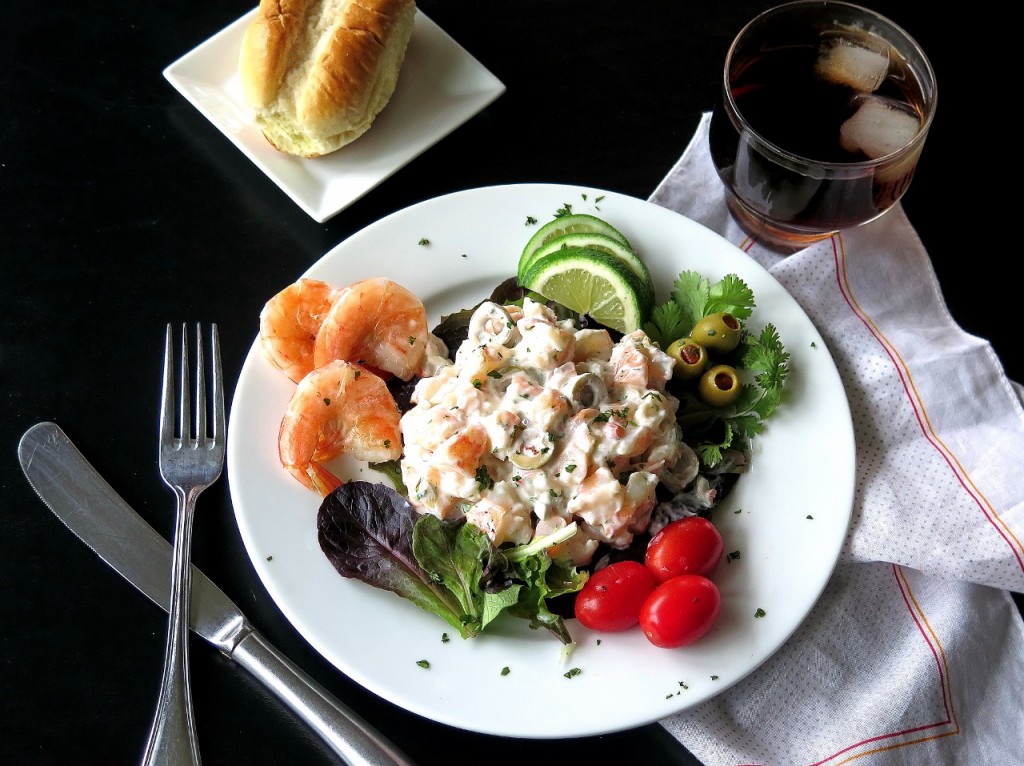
[{"xmin": 163, "ymin": 9, "xmax": 506, "ymax": 223}]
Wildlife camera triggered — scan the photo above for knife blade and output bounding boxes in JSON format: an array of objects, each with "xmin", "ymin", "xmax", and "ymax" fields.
[{"xmin": 17, "ymin": 421, "xmax": 415, "ymax": 766}]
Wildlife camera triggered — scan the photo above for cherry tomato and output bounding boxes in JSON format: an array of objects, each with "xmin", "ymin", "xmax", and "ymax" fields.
[
  {"xmin": 645, "ymin": 516, "xmax": 724, "ymax": 582},
  {"xmin": 639, "ymin": 575, "xmax": 721, "ymax": 648},
  {"xmin": 575, "ymin": 560, "xmax": 656, "ymax": 632}
]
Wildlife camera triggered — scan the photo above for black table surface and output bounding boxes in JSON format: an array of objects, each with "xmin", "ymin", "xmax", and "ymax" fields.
[{"xmin": 4, "ymin": 2, "xmax": 1017, "ymax": 764}]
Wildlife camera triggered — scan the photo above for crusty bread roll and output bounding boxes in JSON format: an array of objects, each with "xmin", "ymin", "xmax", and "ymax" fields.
[{"xmin": 239, "ymin": 0, "xmax": 416, "ymax": 158}]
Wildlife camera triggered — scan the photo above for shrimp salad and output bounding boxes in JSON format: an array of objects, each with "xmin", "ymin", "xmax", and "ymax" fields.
[
  {"xmin": 259, "ymin": 267, "xmax": 787, "ymax": 643},
  {"xmin": 400, "ymin": 297, "xmax": 697, "ymax": 566}
]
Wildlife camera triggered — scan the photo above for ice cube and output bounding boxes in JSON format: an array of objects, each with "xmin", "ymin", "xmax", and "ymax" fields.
[
  {"xmin": 815, "ymin": 37, "xmax": 890, "ymax": 92},
  {"xmin": 839, "ymin": 95, "xmax": 921, "ymax": 159}
]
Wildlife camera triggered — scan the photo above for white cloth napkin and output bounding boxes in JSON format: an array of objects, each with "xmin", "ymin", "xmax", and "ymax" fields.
[{"xmin": 650, "ymin": 112, "xmax": 1024, "ymax": 765}]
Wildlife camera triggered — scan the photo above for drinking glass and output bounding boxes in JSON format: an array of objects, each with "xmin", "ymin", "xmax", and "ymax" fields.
[{"xmin": 709, "ymin": 1, "xmax": 937, "ymax": 252}]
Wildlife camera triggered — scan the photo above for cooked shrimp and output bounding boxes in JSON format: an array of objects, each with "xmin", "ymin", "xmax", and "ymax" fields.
[
  {"xmin": 278, "ymin": 360, "xmax": 402, "ymax": 495},
  {"xmin": 613, "ymin": 347, "xmax": 650, "ymax": 388},
  {"xmin": 464, "ymin": 495, "xmax": 533, "ymax": 547},
  {"xmin": 433, "ymin": 422, "xmax": 490, "ymax": 476},
  {"xmin": 259, "ymin": 278, "xmax": 340, "ymax": 383},
  {"xmin": 566, "ymin": 468, "xmax": 658, "ymax": 548},
  {"xmin": 313, "ymin": 277, "xmax": 429, "ymax": 380}
]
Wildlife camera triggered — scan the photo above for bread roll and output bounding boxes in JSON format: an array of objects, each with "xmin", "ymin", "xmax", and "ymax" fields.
[{"xmin": 239, "ymin": 0, "xmax": 417, "ymax": 158}]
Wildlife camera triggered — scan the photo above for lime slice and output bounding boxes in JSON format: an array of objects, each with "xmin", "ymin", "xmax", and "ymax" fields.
[
  {"xmin": 529, "ymin": 232, "xmax": 655, "ymax": 308},
  {"xmin": 521, "ymin": 246, "xmax": 647, "ymax": 333},
  {"xmin": 519, "ymin": 214, "xmax": 633, "ymax": 282}
]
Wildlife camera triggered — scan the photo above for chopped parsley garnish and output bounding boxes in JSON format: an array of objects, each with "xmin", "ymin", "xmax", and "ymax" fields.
[
  {"xmin": 416, "ymin": 660, "xmax": 430, "ymax": 668},
  {"xmin": 594, "ymin": 408, "xmax": 628, "ymax": 423},
  {"xmin": 475, "ymin": 467, "xmax": 495, "ymax": 491},
  {"xmin": 754, "ymin": 608, "xmax": 766, "ymax": 618},
  {"xmin": 563, "ymin": 667, "xmax": 582, "ymax": 679}
]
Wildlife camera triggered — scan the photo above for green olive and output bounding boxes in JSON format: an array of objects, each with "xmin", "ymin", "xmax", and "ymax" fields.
[
  {"xmin": 691, "ymin": 312, "xmax": 742, "ymax": 353},
  {"xmin": 563, "ymin": 372, "xmax": 607, "ymax": 409},
  {"xmin": 698, "ymin": 364, "xmax": 741, "ymax": 406},
  {"xmin": 666, "ymin": 337, "xmax": 708, "ymax": 380},
  {"xmin": 509, "ymin": 429, "xmax": 554, "ymax": 469}
]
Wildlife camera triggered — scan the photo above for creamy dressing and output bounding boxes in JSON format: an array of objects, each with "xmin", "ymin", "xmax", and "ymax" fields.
[{"xmin": 400, "ymin": 298, "xmax": 694, "ymax": 565}]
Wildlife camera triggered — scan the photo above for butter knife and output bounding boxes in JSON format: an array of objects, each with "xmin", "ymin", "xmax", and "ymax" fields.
[{"xmin": 17, "ymin": 421, "xmax": 415, "ymax": 766}]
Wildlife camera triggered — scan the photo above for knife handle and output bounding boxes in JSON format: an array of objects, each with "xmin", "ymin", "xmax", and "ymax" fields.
[{"xmin": 231, "ymin": 630, "xmax": 416, "ymax": 766}]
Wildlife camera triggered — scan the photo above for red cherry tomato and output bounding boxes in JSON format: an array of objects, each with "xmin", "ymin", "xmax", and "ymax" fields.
[
  {"xmin": 639, "ymin": 574, "xmax": 721, "ymax": 648},
  {"xmin": 644, "ymin": 516, "xmax": 724, "ymax": 582},
  {"xmin": 575, "ymin": 560, "xmax": 656, "ymax": 632}
]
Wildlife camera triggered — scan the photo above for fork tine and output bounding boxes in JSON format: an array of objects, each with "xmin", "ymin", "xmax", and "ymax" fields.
[
  {"xmin": 211, "ymin": 324, "xmax": 225, "ymax": 444},
  {"xmin": 160, "ymin": 324, "xmax": 175, "ymax": 446},
  {"xmin": 194, "ymin": 324, "xmax": 206, "ymax": 447},
  {"xmin": 180, "ymin": 324, "xmax": 192, "ymax": 444}
]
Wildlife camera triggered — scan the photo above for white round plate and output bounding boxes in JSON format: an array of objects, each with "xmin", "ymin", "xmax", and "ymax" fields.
[{"xmin": 226, "ymin": 183, "xmax": 855, "ymax": 738}]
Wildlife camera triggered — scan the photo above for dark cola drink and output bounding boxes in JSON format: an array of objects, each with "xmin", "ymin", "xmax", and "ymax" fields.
[{"xmin": 709, "ymin": 2, "xmax": 936, "ymax": 250}]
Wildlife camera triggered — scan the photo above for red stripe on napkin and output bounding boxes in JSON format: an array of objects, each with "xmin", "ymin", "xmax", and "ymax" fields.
[{"xmin": 831, "ymin": 234, "xmax": 1024, "ymax": 572}]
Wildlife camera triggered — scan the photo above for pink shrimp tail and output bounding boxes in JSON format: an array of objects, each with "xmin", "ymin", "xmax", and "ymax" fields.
[
  {"xmin": 281, "ymin": 459, "xmax": 343, "ymax": 496},
  {"xmin": 307, "ymin": 461, "xmax": 344, "ymax": 497}
]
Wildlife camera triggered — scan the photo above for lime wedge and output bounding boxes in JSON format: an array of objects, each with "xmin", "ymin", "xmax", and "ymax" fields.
[
  {"xmin": 521, "ymin": 246, "xmax": 647, "ymax": 333},
  {"xmin": 528, "ymin": 232, "xmax": 655, "ymax": 308},
  {"xmin": 519, "ymin": 214, "xmax": 633, "ymax": 283}
]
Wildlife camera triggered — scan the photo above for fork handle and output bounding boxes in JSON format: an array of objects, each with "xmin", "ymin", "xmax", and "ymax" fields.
[
  {"xmin": 141, "ymin": 490, "xmax": 202, "ymax": 766},
  {"xmin": 230, "ymin": 630, "xmax": 416, "ymax": 766}
]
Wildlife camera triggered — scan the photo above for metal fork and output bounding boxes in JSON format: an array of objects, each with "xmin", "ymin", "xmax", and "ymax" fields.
[{"xmin": 141, "ymin": 324, "xmax": 225, "ymax": 766}]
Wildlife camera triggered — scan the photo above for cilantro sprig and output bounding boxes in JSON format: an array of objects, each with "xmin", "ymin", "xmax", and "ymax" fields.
[
  {"xmin": 646, "ymin": 271, "xmax": 790, "ymax": 468},
  {"xmin": 644, "ymin": 271, "xmax": 756, "ymax": 348}
]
